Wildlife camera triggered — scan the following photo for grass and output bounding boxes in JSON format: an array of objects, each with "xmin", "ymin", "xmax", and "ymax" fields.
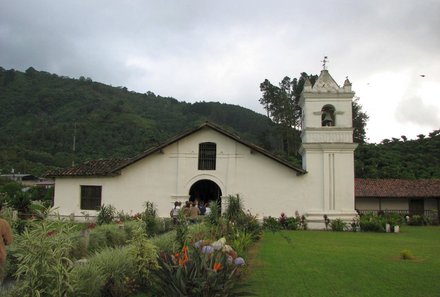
[{"xmin": 245, "ymin": 226, "xmax": 440, "ymax": 297}]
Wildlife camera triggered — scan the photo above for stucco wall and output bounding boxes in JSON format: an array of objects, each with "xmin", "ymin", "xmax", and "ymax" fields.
[
  {"xmin": 355, "ymin": 198, "xmax": 409, "ymax": 210},
  {"xmin": 425, "ymin": 199, "xmax": 438, "ymax": 210},
  {"xmin": 355, "ymin": 198, "xmax": 379, "ymax": 210},
  {"xmin": 355, "ymin": 198, "xmax": 439, "ymax": 211}
]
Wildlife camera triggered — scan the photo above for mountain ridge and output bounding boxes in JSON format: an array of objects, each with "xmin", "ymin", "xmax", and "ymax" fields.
[{"xmin": 1, "ymin": 66, "xmax": 439, "ymax": 179}]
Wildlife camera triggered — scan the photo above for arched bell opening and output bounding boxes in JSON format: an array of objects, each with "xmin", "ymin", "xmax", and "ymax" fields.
[{"xmin": 321, "ymin": 104, "xmax": 336, "ymax": 126}]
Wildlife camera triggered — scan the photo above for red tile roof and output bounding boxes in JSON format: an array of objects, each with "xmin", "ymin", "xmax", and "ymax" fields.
[
  {"xmin": 355, "ymin": 178, "xmax": 440, "ymax": 198},
  {"xmin": 46, "ymin": 159, "xmax": 128, "ymax": 177}
]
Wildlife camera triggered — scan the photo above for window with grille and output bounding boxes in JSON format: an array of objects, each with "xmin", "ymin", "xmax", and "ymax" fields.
[
  {"xmin": 198, "ymin": 142, "xmax": 216, "ymax": 170},
  {"xmin": 80, "ymin": 185, "xmax": 102, "ymax": 210}
]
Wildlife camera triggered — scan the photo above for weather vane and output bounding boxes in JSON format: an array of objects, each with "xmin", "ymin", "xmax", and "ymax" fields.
[{"xmin": 321, "ymin": 56, "xmax": 328, "ymax": 70}]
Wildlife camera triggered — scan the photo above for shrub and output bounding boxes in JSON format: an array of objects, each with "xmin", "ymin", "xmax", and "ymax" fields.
[
  {"xmin": 285, "ymin": 217, "xmax": 299, "ymax": 230},
  {"xmin": 121, "ymin": 220, "xmax": 145, "ymax": 239},
  {"xmin": 28, "ymin": 201, "xmax": 54, "ymax": 220},
  {"xmin": 128, "ymin": 226, "xmax": 160, "ymax": 289},
  {"xmin": 350, "ymin": 218, "xmax": 359, "ymax": 232},
  {"xmin": 232, "ymin": 231, "xmax": 254, "ymax": 256},
  {"xmin": 97, "ymin": 204, "xmax": 116, "ymax": 225},
  {"xmin": 116, "ymin": 210, "xmax": 132, "ymax": 222},
  {"xmin": 408, "ymin": 215, "xmax": 426, "ymax": 226},
  {"xmin": 384, "ymin": 212, "xmax": 404, "ymax": 226},
  {"xmin": 142, "ymin": 201, "xmax": 158, "ymax": 236},
  {"xmin": 279, "ymin": 213, "xmax": 287, "ymax": 228},
  {"xmin": 9, "ymin": 191, "xmax": 32, "ymax": 215},
  {"xmin": 430, "ymin": 210, "xmax": 439, "ymax": 225},
  {"xmin": 0, "ymin": 203, "xmax": 15, "ymax": 225},
  {"xmin": 300, "ymin": 215, "xmax": 308, "ymax": 230},
  {"xmin": 70, "ymin": 262, "xmax": 106, "ymax": 297},
  {"xmin": 0, "ymin": 280, "xmax": 22, "ymax": 297},
  {"xmin": 207, "ymin": 216, "xmax": 229, "ymax": 242},
  {"xmin": 235, "ymin": 211, "xmax": 262, "ymax": 240},
  {"xmin": 87, "ymin": 227, "xmax": 108, "ymax": 253},
  {"xmin": 400, "ymin": 249, "xmax": 415, "ymax": 260},
  {"xmin": 206, "ymin": 202, "xmax": 221, "ymax": 226},
  {"xmin": 360, "ymin": 220, "xmax": 384, "ymax": 232},
  {"xmin": 263, "ymin": 216, "xmax": 281, "ymax": 232},
  {"xmin": 224, "ymin": 194, "xmax": 245, "ymax": 223},
  {"xmin": 156, "ymin": 217, "xmax": 174, "ymax": 234},
  {"xmin": 88, "ymin": 223, "xmax": 128, "ymax": 252},
  {"xmin": 187, "ymin": 222, "xmax": 212, "ymax": 242},
  {"xmin": 359, "ymin": 213, "xmax": 386, "ymax": 232},
  {"xmin": 12, "ymin": 221, "xmax": 75, "ymax": 296},
  {"xmin": 330, "ymin": 218, "xmax": 347, "ymax": 231},
  {"xmin": 175, "ymin": 212, "xmax": 190, "ymax": 249},
  {"xmin": 71, "ymin": 247, "xmax": 140, "ymax": 297},
  {"xmin": 151, "ymin": 230, "xmax": 178, "ymax": 254},
  {"xmin": 87, "ymin": 247, "xmax": 138, "ymax": 297},
  {"xmin": 69, "ymin": 233, "xmax": 89, "ymax": 260}
]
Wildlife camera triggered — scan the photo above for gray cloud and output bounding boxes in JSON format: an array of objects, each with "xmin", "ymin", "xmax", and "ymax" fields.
[
  {"xmin": 1, "ymin": 0, "xmax": 439, "ymax": 142},
  {"xmin": 395, "ymin": 95, "xmax": 440, "ymax": 127}
]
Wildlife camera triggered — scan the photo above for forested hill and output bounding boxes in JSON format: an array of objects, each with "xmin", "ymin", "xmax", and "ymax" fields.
[
  {"xmin": 0, "ymin": 67, "xmax": 280, "ymax": 175},
  {"xmin": 1, "ymin": 67, "xmax": 439, "ymax": 179},
  {"xmin": 355, "ymin": 131, "xmax": 440, "ymax": 179}
]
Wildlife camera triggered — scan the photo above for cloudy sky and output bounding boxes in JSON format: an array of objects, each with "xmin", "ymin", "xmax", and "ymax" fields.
[{"xmin": 1, "ymin": 0, "xmax": 439, "ymax": 143}]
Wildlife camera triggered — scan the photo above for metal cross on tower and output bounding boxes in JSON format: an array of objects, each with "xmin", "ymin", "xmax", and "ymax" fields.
[{"xmin": 321, "ymin": 56, "xmax": 329, "ymax": 70}]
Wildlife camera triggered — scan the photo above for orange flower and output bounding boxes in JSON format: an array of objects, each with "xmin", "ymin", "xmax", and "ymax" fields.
[
  {"xmin": 178, "ymin": 246, "xmax": 189, "ymax": 266},
  {"xmin": 213, "ymin": 262, "xmax": 223, "ymax": 272}
]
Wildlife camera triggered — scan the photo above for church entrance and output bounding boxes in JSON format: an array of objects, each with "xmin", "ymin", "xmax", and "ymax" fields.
[{"xmin": 189, "ymin": 179, "xmax": 222, "ymax": 207}]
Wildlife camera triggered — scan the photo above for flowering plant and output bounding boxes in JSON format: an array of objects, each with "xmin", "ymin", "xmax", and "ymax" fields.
[{"xmin": 158, "ymin": 237, "xmax": 252, "ymax": 296}]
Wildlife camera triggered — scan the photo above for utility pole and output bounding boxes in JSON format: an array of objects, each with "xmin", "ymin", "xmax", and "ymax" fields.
[{"xmin": 72, "ymin": 122, "xmax": 77, "ymax": 167}]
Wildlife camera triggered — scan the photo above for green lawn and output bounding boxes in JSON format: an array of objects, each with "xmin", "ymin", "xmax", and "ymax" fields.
[{"xmin": 245, "ymin": 226, "xmax": 440, "ymax": 297}]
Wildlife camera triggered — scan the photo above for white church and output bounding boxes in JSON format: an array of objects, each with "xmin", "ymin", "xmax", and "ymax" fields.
[{"xmin": 50, "ymin": 68, "xmax": 358, "ymax": 228}]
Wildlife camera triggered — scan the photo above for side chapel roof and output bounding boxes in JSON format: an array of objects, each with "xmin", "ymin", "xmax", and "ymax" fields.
[
  {"xmin": 355, "ymin": 178, "xmax": 440, "ymax": 198},
  {"xmin": 47, "ymin": 122, "xmax": 307, "ymax": 177}
]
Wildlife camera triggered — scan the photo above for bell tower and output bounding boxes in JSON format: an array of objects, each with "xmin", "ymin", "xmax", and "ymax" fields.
[{"xmin": 299, "ymin": 66, "xmax": 358, "ymax": 228}]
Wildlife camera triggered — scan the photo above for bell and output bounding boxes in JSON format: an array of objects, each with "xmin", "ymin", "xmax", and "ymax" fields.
[{"xmin": 322, "ymin": 112, "xmax": 333, "ymax": 126}]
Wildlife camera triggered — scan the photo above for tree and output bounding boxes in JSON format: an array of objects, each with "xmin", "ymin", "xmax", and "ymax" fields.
[
  {"xmin": 352, "ymin": 97, "xmax": 369, "ymax": 144},
  {"xmin": 259, "ymin": 73, "xmax": 318, "ymax": 156}
]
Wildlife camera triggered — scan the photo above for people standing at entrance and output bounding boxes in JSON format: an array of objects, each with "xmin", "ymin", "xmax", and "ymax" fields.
[
  {"xmin": 189, "ymin": 202, "xmax": 200, "ymax": 223},
  {"xmin": 0, "ymin": 204, "xmax": 13, "ymax": 284},
  {"xmin": 183, "ymin": 201, "xmax": 191, "ymax": 217},
  {"xmin": 205, "ymin": 202, "xmax": 212, "ymax": 216},
  {"xmin": 198, "ymin": 202, "xmax": 206, "ymax": 215},
  {"xmin": 170, "ymin": 201, "xmax": 181, "ymax": 224}
]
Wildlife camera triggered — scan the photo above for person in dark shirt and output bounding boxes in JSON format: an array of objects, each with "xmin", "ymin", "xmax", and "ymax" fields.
[{"xmin": 198, "ymin": 201, "xmax": 206, "ymax": 215}]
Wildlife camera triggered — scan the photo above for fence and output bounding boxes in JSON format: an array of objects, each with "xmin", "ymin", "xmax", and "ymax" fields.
[{"xmin": 357, "ymin": 209, "xmax": 437, "ymax": 218}]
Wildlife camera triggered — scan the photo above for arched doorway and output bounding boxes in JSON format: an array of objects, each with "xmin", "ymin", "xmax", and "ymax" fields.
[{"xmin": 189, "ymin": 179, "xmax": 222, "ymax": 207}]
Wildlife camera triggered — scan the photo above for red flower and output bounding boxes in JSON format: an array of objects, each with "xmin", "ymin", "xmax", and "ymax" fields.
[
  {"xmin": 47, "ymin": 230, "xmax": 57, "ymax": 237},
  {"xmin": 213, "ymin": 262, "xmax": 223, "ymax": 272}
]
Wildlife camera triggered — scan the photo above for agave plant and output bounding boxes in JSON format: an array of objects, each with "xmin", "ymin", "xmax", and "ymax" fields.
[{"xmin": 225, "ymin": 195, "xmax": 245, "ymax": 223}]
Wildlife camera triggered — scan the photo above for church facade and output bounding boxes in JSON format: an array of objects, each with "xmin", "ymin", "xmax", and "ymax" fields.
[{"xmin": 50, "ymin": 69, "xmax": 358, "ymax": 228}]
